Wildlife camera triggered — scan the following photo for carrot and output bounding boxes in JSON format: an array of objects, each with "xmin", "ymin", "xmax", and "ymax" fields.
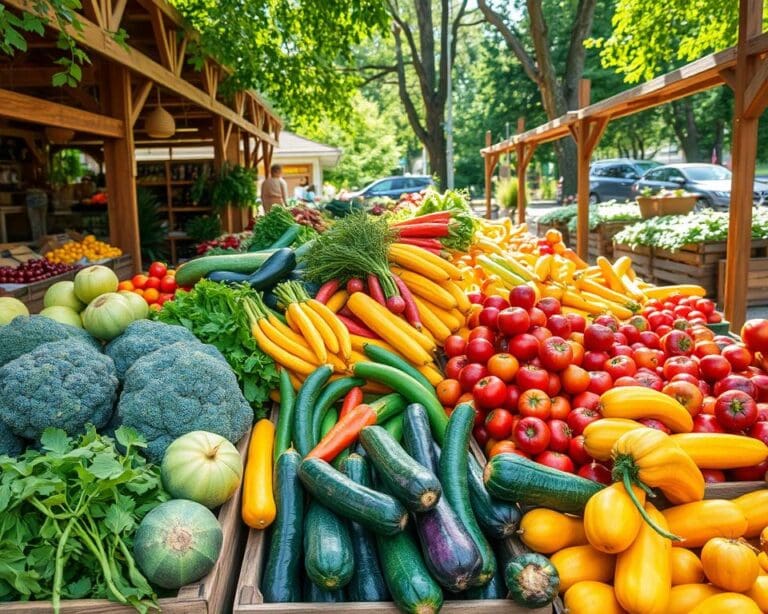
[
  {"xmin": 367, "ymin": 274, "xmax": 386, "ymax": 305},
  {"xmin": 306, "ymin": 403, "xmax": 378, "ymax": 461},
  {"xmin": 393, "ymin": 212, "xmax": 451, "ymax": 226},
  {"xmin": 337, "ymin": 314, "xmax": 379, "ymax": 338},
  {"xmin": 392, "ymin": 273, "xmax": 422, "ymax": 330},
  {"xmin": 339, "ymin": 386, "xmax": 364, "ymax": 419},
  {"xmin": 397, "ymin": 223, "xmax": 451, "ymax": 238},
  {"xmin": 396, "ymin": 237, "xmax": 444, "ymax": 250},
  {"xmin": 315, "ymin": 279, "xmax": 341, "ymax": 303}
]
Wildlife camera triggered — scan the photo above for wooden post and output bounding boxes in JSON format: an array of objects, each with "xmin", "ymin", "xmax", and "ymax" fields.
[
  {"xmin": 102, "ymin": 66, "xmax": 141, "ymax": 273},
  {"xmin": 484, "ymin": 131, "xmax": 493, "ymax": 219},
  {"xmin": 724, "ymin": 0, "xmax": 765, "ymax": 330}
]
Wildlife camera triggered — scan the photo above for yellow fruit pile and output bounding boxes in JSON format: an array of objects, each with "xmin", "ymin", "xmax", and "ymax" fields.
[{"xmin": 46, "ymin": 235, "xmax": 122, "ymax": 265}]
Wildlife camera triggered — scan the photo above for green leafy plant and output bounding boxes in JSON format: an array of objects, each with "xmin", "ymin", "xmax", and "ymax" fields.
[
  {"xmin": 50, "ymin": 149, "xmax": 85, "ymax": 187},
  {"xmin": 184, "ymin": 214, "xmax": 222, "ymax": 242},
  {"xmin": 190, "ymin": 173, "xmax": 211, "ymax": 206},
  {"xmin": 495, "ymin": 177, "xmax": 521, "ymax": 213},
  {"xmin": 136, "ymin": 187, "xmax": 167, "ymax": 263},
  {"xmin": 211, "ymin": 164, "xmax": 257, "ymax": 210}
]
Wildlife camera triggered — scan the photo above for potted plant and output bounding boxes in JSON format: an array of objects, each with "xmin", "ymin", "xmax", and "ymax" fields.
[
  {"xmin": 637, "ymin": 188, "xmax": 698, "ymax": 218},
  {"xmin": 210, "ymin": 164, "xmax": 258, "ymax": 210},
  {"xmin": 49, "ymin": 149, "xmax": 85, "ymax": 210}
]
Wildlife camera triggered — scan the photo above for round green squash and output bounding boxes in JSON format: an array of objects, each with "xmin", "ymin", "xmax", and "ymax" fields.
[
  {"xmin": 133, "ymin": 499, "xmax": 223, "ymax": 589},
  {"xmin": 504, "ymin": 552, "xmax": 560, "ymax": 608}
]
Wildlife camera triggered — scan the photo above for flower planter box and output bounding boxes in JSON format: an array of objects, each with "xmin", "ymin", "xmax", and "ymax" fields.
[
  {"xmin": 637, "ymin": 195, "xmax": 697, "ymax": 218},
  {"xmin": 0, "ymin": 432, "xmax": 251, "ymax": 614},
  {"xmin": 718, "ymin": 257, "xmax": 768, "ymax": 307}
]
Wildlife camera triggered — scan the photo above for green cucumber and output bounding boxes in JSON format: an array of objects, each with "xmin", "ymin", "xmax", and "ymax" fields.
[
  {"xmin": 343, "ymin": 454, "xmax": 390, "ymax": 601},
  {"xmin": 320, "ymin": 407, "xmax": 338, "ymax": 438},
  {"xmin": 304, "ymin": 577, "xmax": 345, "ymax": 602},
  {"xmin": 304, "ymin": 500, "xmax": 354, "ymax": 590},
  {"xmin": 381, "ymin": 412, "xmax": 405, "ymax": 441},
  {"xmin": 299, "ymin": 458, "xmax": 408, "ymax": 536},
  {"xmin": 261, "ymin": 450, "xmax": 304, "ymax": 603},
  {"xmin": 504, "ymin": 553, "xmax": 559, "ymax": 609},
  {"xmin": 362, "ymin": 343, "xmax": 435, "ymax": 393},
  {"xmin": 467, "ymin": 455, "xmax": 521, "ymax": 540},
  {"xmin": 483, "ymin": 453, "xmax": 603, "ymax": 514},
  {"xmin": 360, "ymin": 425, "xmax": 442, "ymax": 512},
  {"xmin": 353, "ymin": 362, "xmax": 449, "ymax": 443},
  {"xmin": 439, "ymin": 403, "xmax": 495, "ymax": 586},
  {"xmin": 376, "ymin": 529, "xmax": 443, "ymax": 614},
  {"xmin": 269, "ymin": 224, "xmax": 300, "ymax": 249},
  {"xmin": 311, "ymin": 376, "xmax": 366, "ymax": 444},
  {"xmin": 174, "ymin": 249, "xmax": 275, "ymax": 286},
  {"xmin": 368, "ymin": 393, "xmax": 408, "ymax": 423},
  {"xmin": 274, "ymin": 369, "xmax": 296, "ymax": 462},
  {"xmin": 403, "ymin": 403, "xmax": 439, "ymax": 474},
  {"xmin": 293, "ymin": 365, "xmax": 333, "ymax": 457}
]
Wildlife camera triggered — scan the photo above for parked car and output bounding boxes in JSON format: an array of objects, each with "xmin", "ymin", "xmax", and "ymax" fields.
[
  {"xmin": 631, "ymin": 163, "xmax": 768, "ymax": 209},
  {"xmin": 588, "ymin": 158, "xmax": 661, "ymax": 203},
  {"xmin": 341, "ymin": 175, "xmax": 434, "ymax": 202}
]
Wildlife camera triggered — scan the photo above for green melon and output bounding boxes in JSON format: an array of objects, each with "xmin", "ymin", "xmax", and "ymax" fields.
[{"xmin": 133, "ymin": 499, "xmax": 223, "ymax": 589}]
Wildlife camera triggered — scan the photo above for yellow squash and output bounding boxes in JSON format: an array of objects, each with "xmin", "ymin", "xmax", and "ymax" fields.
[
  {"xmin": 661, "ymin": 500, "xmax": 748, "ymax": 548},
  {"xmin": 689, "ymin": 592, "xmax": 761, "ymax": 614},
  {"xmin": 670, "ymin": 433, "xmax": 768, "ymax": 469},
  {"xmin": 549, "ymin": 544, "xmax": 615, "ymax": 593},
  {"xmin": 518, "ymin": 509, "xmax": 588, "ymax": 554},
  {"xmin": 584, "ymin": 481, "xmax": 646, "ymax": 554},
  {"xmin": 734, "ymin": 490, "xmax": 768, "ymax": 538},
  {"xmin": 670, "ymin": 548, "xmax": 705, "ymax": 585},
  {"xmin": 241, "ymin": 419, "xmax": 276, "ymax": 529},
  {"xmin": 747, "ymin": 576, "xmax": 768, "ymax": 612},
  {"xmin": 599, "ymin": 387, "xmax": 693, "ymax": 433},
  {"xmin": 760, "ymin": 551, "xmax": 768, "ymax": 573},
  {"xmin": 614, "ymin": 503, "xmax": 672, "ymax": 614},
  {"xmin": 701, "ymin": 537, "xmax": 760, "ymax": 592},
  {"xmin": 582, "ymin": 418, "xmax": 644, "ymax": 461},
  {"xmin": 667, "ymin": 585, "xmax": 722, "ymax": 614},
  {"xmin": 563, "ymin": 581, "xmax": 626, "ymax": 614}
]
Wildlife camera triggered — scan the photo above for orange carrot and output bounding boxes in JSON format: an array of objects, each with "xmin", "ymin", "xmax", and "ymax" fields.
[
  {"xmin": 306, "ymin": 403, "xmax": 377, "ymax": 462},
  {"xmin": 339, "ymin": 386, "xmax": 364, "ymax": 420}
]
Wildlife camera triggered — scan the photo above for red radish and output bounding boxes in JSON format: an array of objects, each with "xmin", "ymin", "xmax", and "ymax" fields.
[
  {"xmin": 392, "ymin": 274, "xmax": 421, "ymax": 329},
  {"xmin": 396, "ymin": 237, "xmax": 443, "ymax": 250},
  {"xmin": 346, "ymin": 278, "xmax": 364, "ymax": 294},
  {"xmin": 337, "ymin": 314, "xmax": 378, "ymax": 338},
  {"xmin": 396, "ymin": 223, "xmax": 451, "ymax": 238},
  {"xmin": 315, "ymin": 279, "xmax": 341, "ymax": 303},
  {"xmin": 392, "ymin": 211, "xmax": 451, "ymax": 226},
  {"xmin": 367, "ymin": 274, "xmax": 386, "ymax": 305},
  {"xmin": 386, "ymin": 294, "xmax": 406, "ymax": 315}
]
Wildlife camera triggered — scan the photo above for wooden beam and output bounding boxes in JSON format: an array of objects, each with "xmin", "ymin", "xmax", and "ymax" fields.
[
  {"xmin": 108, "ymin": 0, "xmax": 129, "ymax": 31},
  {"xmin": 4, "ymin": 0, "xmax": 278, "ymax": 144},
  {"xmin": 131, "ymin": 80, "xmax": 154, "ymax": 126},
  {"xmin": 0, "ymin": 65, "xmax": 96, "ymax": 87},
  {"xmin": 484, "ymin": 131, "xmax": 493, "ymax": 219},
  {"xmin": 63, "ymin": 86, "xmax": 101, "ymax": 113},
  {"xmin": 102, "ymin": 66, "xmax": 142, "ymax": 273},
  {"xmin": 0, "ymin": 88, "xmax": 123, "ymax": 137},
  {"xmin": 725, "ymin": 0, "xmax": 763, "ymax": 330},
  {"xmin": 744, "ymin": 56, "xmax": 768, "ymax": 117}
]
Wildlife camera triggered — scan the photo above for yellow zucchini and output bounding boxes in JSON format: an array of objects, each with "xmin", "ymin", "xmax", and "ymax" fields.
[
  {"xmin": 563, "ymin": 581, "xmax": 625, "ymax": 614},
  {"xmin": 667, "ymin": 585, "xmax": 722, "ymax": 614},
  {"xmin": 670, "ymin": 548, "xmax": 705, "ymax": 585},
  {"xmin": 584, "ymin": 481, "xmax": 645, "ymax": 554},
  {"xmin": 599, "ymin": 386, "xmax": 693, "ymax": 433},
  {"xmin": 549, "ymin": 544, "xmax": 615, "ymax": 593},
  {"xmin": 689, "ymin": 593, "xmax": 761, "ymax": 614},
  {"xmin": 242, "ymin": 419, "xmax": 276, "ymax": 529},
  {"xmin": 670, "ymin": 433, "xmax": 768, "ymax": 469},
  {"xmin": 582, "ymin": 418, "xmax": 644, "ymax": 461},
  {"xmin": 661, "ymin": 499, "xmax": 748, "ymax": 548},
  {"xmin": 733, "ymin": 490, "xmax": 768, "ymax": 539},
  {"xmin": 518, "ymin": 509, "xmax": 588, "ymax": 554}
]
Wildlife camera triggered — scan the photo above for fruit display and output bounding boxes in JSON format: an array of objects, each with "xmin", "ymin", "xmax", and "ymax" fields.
[
  {"xmin": 0, "ymin": 258, "xmax": 77, "ymax": 284},
  {"xmin": 45, "ymin": 235, "xmax": 122, "ymax": 264}
]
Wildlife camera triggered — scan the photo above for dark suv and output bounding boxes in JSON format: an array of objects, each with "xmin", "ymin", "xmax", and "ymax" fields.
[
  {"xmin": 589, "ymin": 158, "xmax": 661, "ymax": 203},
  {"xmin": 343, "ymin": 175, "xmax": 434, "ymax": 201}
]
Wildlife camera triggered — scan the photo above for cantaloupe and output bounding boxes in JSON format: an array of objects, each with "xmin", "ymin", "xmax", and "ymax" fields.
[{"xmin": 133, "ymin": 499, "xmax": 223, "ymax": 589}]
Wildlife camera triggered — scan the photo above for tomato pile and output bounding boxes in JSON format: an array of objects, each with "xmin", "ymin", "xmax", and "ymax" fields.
[
  {"xmin": 436, "ymin": 287, "xmax": 768, "ymax": 484},
  {"xmin": 117, "ymin": 262, "xmax": 184, "ymax": 309}
]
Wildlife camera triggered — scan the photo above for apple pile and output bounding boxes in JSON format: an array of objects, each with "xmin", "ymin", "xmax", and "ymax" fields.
[{"xmin": 436, "ymin": 286, "xmax": 768, "ymax": 483}]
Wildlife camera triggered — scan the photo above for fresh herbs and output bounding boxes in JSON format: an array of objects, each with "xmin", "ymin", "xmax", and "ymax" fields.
[
  {"xmin": 152, "ymin": 280, "xmax": 279, "ymax": 418},
  {"xmin": 415, "ymin": 189, "xmax": 477, "ymax": 251},
  {"xmin": 539, "ymin": 201, "xmax": 641, "ymax": 234},
  {"xmin": 0, "ymin": 426, "xmax": 168, "ymax": 612},
  {"xmin": 247, "ymin": 206, "xmax": 298, "ymax": 250}
]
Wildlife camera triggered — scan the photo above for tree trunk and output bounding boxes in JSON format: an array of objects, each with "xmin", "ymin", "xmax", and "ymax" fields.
[
  {"xmin": 556, "ymin": 139, "xmax": 578, "ymax": 199},
  {"xmin": 671, "ymin": 99, "xmax": 701, "ymax": 161}
]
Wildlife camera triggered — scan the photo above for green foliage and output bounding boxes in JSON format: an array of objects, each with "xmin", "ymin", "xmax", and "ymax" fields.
[
  {"xmin": 0, "ymin": 426, "xmax": 168, "ymax": 609},
  {"xmin": 211, "ymin": 164, "xmax": 257, "ymax": 210},
  {"xmin": 416, "ymin": 190, "xmax": 478, "ymax": 251},
  {"xmin": 50, "ymin": 149, "xmax": 85, "ymax": 187},
  {"xmin": 247, "ymin": 206, "xmax": 296, "ymax": 250},
  {"xmin": 495, "ymin": 177, "xmax": 521, "ymax": 211},
  {"xmin": 184, "ymin": 214, "xmax": 222, "ymax": 242},
  {"xmin": 541, "ymin": 178, "xmax": 557, "ymax": 200},
  {"xmin": 136, "ymin": 188, "xmax": 167, "ymax": 263}
]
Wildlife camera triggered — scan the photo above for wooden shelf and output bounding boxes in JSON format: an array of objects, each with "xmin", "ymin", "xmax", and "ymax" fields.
[
  {"xmin": 169, "ymin": 180, "xmax": 194, "ymax": 185},
  {"xmin": 166, "ymin": 235, "xmax": 194, "ymax": 242},
  {"xmin": 158, "ymin": 206, "xmax": 212, "ymax": 212},
  {"xmin": 136, "ymin": 180, "xmax": 166, "ymax": 186}
]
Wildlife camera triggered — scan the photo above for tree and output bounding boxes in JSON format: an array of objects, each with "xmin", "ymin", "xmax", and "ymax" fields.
[{"xmin": 477, "ymin": 0, "xmax": 600, "ymax": 198}]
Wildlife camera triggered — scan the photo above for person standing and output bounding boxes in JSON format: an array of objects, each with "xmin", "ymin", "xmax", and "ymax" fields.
[{"xmin": 260, "ymin": 164, "xmax": 288, "ymax": 214}]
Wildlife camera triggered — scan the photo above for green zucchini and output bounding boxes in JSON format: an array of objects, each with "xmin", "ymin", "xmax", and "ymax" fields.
[
  {"xmin": 174, "ymin": 249, "xmax": 275, "ymax": 286},
  {"xmin": 320, "ymin": 407, "xmax": 338, "ymax": 438},
  {"xmin": 311, "ymin": 376, "xmax": 366, "ymax": 444},
  {"xmin": 299, "ymin": 457, "xmax": 408, "ymax": 536},
  {"xmin": 504, "ymin": 553, "xmax": 559, "ymax": 609},
  {"xmin": 304, "ymin": 500, "xmax": 354, "ymax": 590},
  {"xmin": 403, "ymin": 403, "xmax": 439, "ymax": 474},
  {"xmin": 293, "ymin": 365, "xmax": 333, "ymax": 457},
  {"xmin": 269, "ymin": 224, "xmax": 300, "ymax": 248},
  {"xmin": 343, "ymin": 454, "xmax": 390, "ymax": 601},
  {"xmin": 362, "ymin": 343, "xmax": 435, "ymax": 393},
  {"xmin": 360, "ymin": 425, "xmax": 442, "ymax": 512},
  {"xmin": 304, "ymin": 577, "xmax": 345, "ymax": 602},
  {"xmin": 381, "ymin": 412, "xmax": 405, "ymax": 441},
  {"xmin": 368, "ymin": 393, "xmax": 408, "ymax": 423},
  {"xmin": 467, "ymin": 455, "xmax": 521, "ymax": 540},
  {"xmin": 483, "ymin": 453, "xmax": 603, "ymax": 514},
  {"xmin": 439, "ymin": 403, "xmax": 495, "ymax": 586},
  {"xmin": 261, "ymin": 450, "xmax": 304, "ymax": 603},
  {"xmin": 273, "ymin": 369, "xmax": 296, "ymax": 462},
  {"xmin": 376, "ymin": 529, "xmax": 443, "ymax": 614}
]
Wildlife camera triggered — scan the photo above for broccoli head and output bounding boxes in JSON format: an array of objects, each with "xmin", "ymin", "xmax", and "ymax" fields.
[
  {"xmin": 105, "ymin": 319, "xmax": 213, "ymax": 379},
  {"xmin": 0, "ymin": 421, "xmax": 24, "ymax": 457},
  {"xmin": 0, "ymin": 340, "xmax": 119, "ymax": 442},
  {"xmin": 116, "ymin": 341, "xmax": 252, "ymax": 460},
  {"xmin": 0, "ymin": 315, "xmax": 101, "ymax": 367}
]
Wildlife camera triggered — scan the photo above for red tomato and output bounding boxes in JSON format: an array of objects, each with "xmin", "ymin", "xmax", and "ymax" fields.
[
  {"xmin": 751, "ymin": 374, "xmax": 768, "ymax": 403},
  {"xmin": 701, "ymin": 469, "xmax": 726, "ymax": 483},
  {"xmin": 566, "ymin": 313, "xmax": 587, "ymax": 333},
  {"xmin": 722, "ymin": 344, "xmax": 753, "ymax": 372},
  {"xmin": 749, "ymin": 420, "xmax": 768, "ymax": 445},
  {"xmin": 445, "ymin": 355, "xmax": 469, "ymax": 379},
  {"xmin": 444, "ymin": 335, "xmax": 467, "ymax": 358},
  {"xmin": 497, "ymin": 307, "xmax": 530, "ymax": 337},
  {"xmin": 561, "ymin": 364, "xmax": 590, "ymax": 394},
  {"xmin": 741, "ymin": 319, "xmax": 768, "ymax": 354},
  {"xmin": 515, "ymin": 364, "xmax": 550, "ymax": 391},
  {"xmin": 699, "ymin": 354, "xmax": 732, "ymax": 382},
  {"xmin": 513, "ymin": 417, "xmax": 551, "ymax": 455},
  {"xmin": 547, "ymin": 419, "xmax": 572, "ymax": 452},
  {"xmin": 583, "ymin": 350, "xmax": 610, "ymax": 372},
  {"xmin": 509, "ymin": 285, "xmax": 536, "ymax": 310},
  {"xmin": 528, "ymin": 307, "xmax": 547, "ymax": 328},
  {"xmin": 131, "ymin": 274, "xmax": 149, "ymax": 289},
  {"xmin": 473, "ymin": 376, "xmax": 507, "ymax": 409},
  {"xmin": 467, "ymin": 338, "xmax": 495, "ymax": 364},
  {"xmin": 572, "ymin": 390, "xmax": 601, "ymax": 411},
  {"xmin": 637, "ymin": 418, "xmax": 671, "ymax": 434},
  {"xmin": 662, "ymin": 355, "xmax": 700, "ymax": 380},
  {"xmin": 587, "ymin": 371, "xmax": 613, "ymax": 395},
  {"xmin": 479, "ymin": 307, "xmax": 500, "ymax": 330},
  {"xmin": 488, "ymin": 440, "xmax": 521, "ymax": 458},
  {"xmin": 158, "ymin": 275, "xmax": 177, "ymax": 294},
  {"xmin": 518, "ymin": 389, "xmax": 552, "ymax": 420},
  {"xmin": 662, "ymin": 330, "xmax": 694, "ymax": 356},
  {"xmin": 693, "ymin": 340, "xmax": 720, "ymax": 358},
  {"xmin": 569, "ymin": 435, "xmax": 592, "ymax": 465},
  {"xmin": 662, "ymin": 381, "xmax": 703, "ymax": 417},
  {"xmin": 627, "ymin": 314, "xmax": 650, "ymax": 332},
  {"xmin": 546, "ymin": 372, "xmax": 561, "ymax": 397},
  {"xmin": 713, "ymin": 374, "xmax": 758, "ymax": 399},
  {"xmin": 144, "ymin": 276, "xmax": 161, "ymax": 290},
  {"xmin": 509, "ymin": 333, "xmax": 540, "ymax": 362},
  {"xmin": 567, "ymin": 407, "xmax": 601, "ymax": 435},
  {"xmin": 693, "ymin": 413, "xmax": 725, "ymax": 433},
  {"xmin": 503, "ymin": 385, "xmax": 521, "ymax": 411},
  {"xmin": 536, "ymin": 297, "xmax": 561, "ymax": 318},
  {"xmin": 715, "ymin": 390, "xmax": 758, "ymax": 432},
  {"xmin": 577, "ymin": 462, "xmax": 612, "ymax": 484},
  {"xmin": 539, "ymin": 336, "xmax": 573, "ymax": 372},
  {"xmin": 584, "ymin": 324, "xmax": 615, "ymax": 352},
  {"xmin": 483, "ymin": 295, "xmax": 509, "ymax": 310},
  {"xmin": 729, "ymin": 459, "xmax": 768, "ymax": 481},
  {"xmin": 485, "ymin": 409, "xmax": 514, "ymax": 440},
  {"xmin": 156, "ymin": 292, "xmax": 174, "ymax": 306},
  {"xmin": 436, "ymin": 379, "xmax": 462, "ymax": 407},
  {"xmin": 472, "ymin": 425, "xmax": 490, "ymax": 448},
  {"xmin": 535, "ymin": 451, "xmax": 574, "ymax": 473},
  {"xmin": 618, "ymin": 324, "xmax": 640, "ymax": 344},
  {"xmin": 458, "ymin": 364, "xmax": 488, "ymax": 392},
  {"xmin": 633, "ymin": 347, "xmax": 662, "ymax": 371},
  {"xmin": 635, "ymin": 369, "xmax": 664, "ymax": 391},
  {"xmin": 614, "ymin": 376, "xmax": 640, "ymax": 387},
  {"xmin": 529, "ymin": 326, "xmax": 553, "ymax": 345},
  {"xmin": 604, "ymin": 355, "xmax": 637, "ymax": 380},
  {"xmin": 468, "ymin": 326, "xmax": 495, "ymax": 343},
  {"xmin": 148, "ymin": 261, "xmax": 167, "ymax": 278},
  {"xmin": 486, "ymin": 353, "xmax": 519, "ymax": 383},
  {"xmin": 639, "ymin": 330, "xmax": 661, "ymax": 348},
  {"xmin": 695, "ymin": 298, "xmax": 715, "ymax": 316},
  {"xmin": 547, "ymin": 314, "xmax": 572, "ymax": 339}
]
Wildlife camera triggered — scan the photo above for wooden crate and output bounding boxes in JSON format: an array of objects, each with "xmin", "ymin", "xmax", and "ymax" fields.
[
  {"xmin": 0, "ymin": 432, "xmax": 251, "ymax": 614},
  {"xmin": 534, "ymin": 220, "xmax": 572, "ymax": 248},
  {"xmin": 704, "ymin": 481, "xmax": 765, "ymax": 499},
  {"xmin": 108, "ymin": 254, "xmax": 134, "ymax": 280},
  {"xmin": 613, "ymin": 243, "xmax": 653, "ymax": 281},
  {"xmin": 587, "ymin": 221, "xmax": 630, "ymax": 262},
  {"xmin": 718, "ymin": 257, "xmax": 768, "ymax": 307}
]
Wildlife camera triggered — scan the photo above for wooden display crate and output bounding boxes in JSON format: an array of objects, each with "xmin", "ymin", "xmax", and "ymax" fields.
[
  {"xmin": 718, "ymin": 257, "xmax": 768, "ymax": 307},
  {"xmin": 533, "ymin": 219, "xmax": 572, "ymax": 248},
  {"xmin": 587, "ymin": 221, "xmax": 632, "ymax": 262},
  {"xmin": 108, "ymin": 254, "xmax": 134, "ymax": 281},
  {"xmin": 0, "ymin": 432, "xmax": 251, "ymax": 614}
]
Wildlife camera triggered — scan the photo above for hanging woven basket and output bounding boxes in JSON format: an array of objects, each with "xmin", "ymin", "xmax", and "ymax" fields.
[
  {"xmin": 45, "ymin": 126, "xmax": 75, "ymax": 144},
  {"xmin": 145, "ymin": 105, "xmax": 176, "ymax": 139}
]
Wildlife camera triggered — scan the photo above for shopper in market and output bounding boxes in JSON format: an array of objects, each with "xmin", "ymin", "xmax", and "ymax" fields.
[{"xmin": 260, "ymin": 164, "xmax": 288, "ymax": 214}]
